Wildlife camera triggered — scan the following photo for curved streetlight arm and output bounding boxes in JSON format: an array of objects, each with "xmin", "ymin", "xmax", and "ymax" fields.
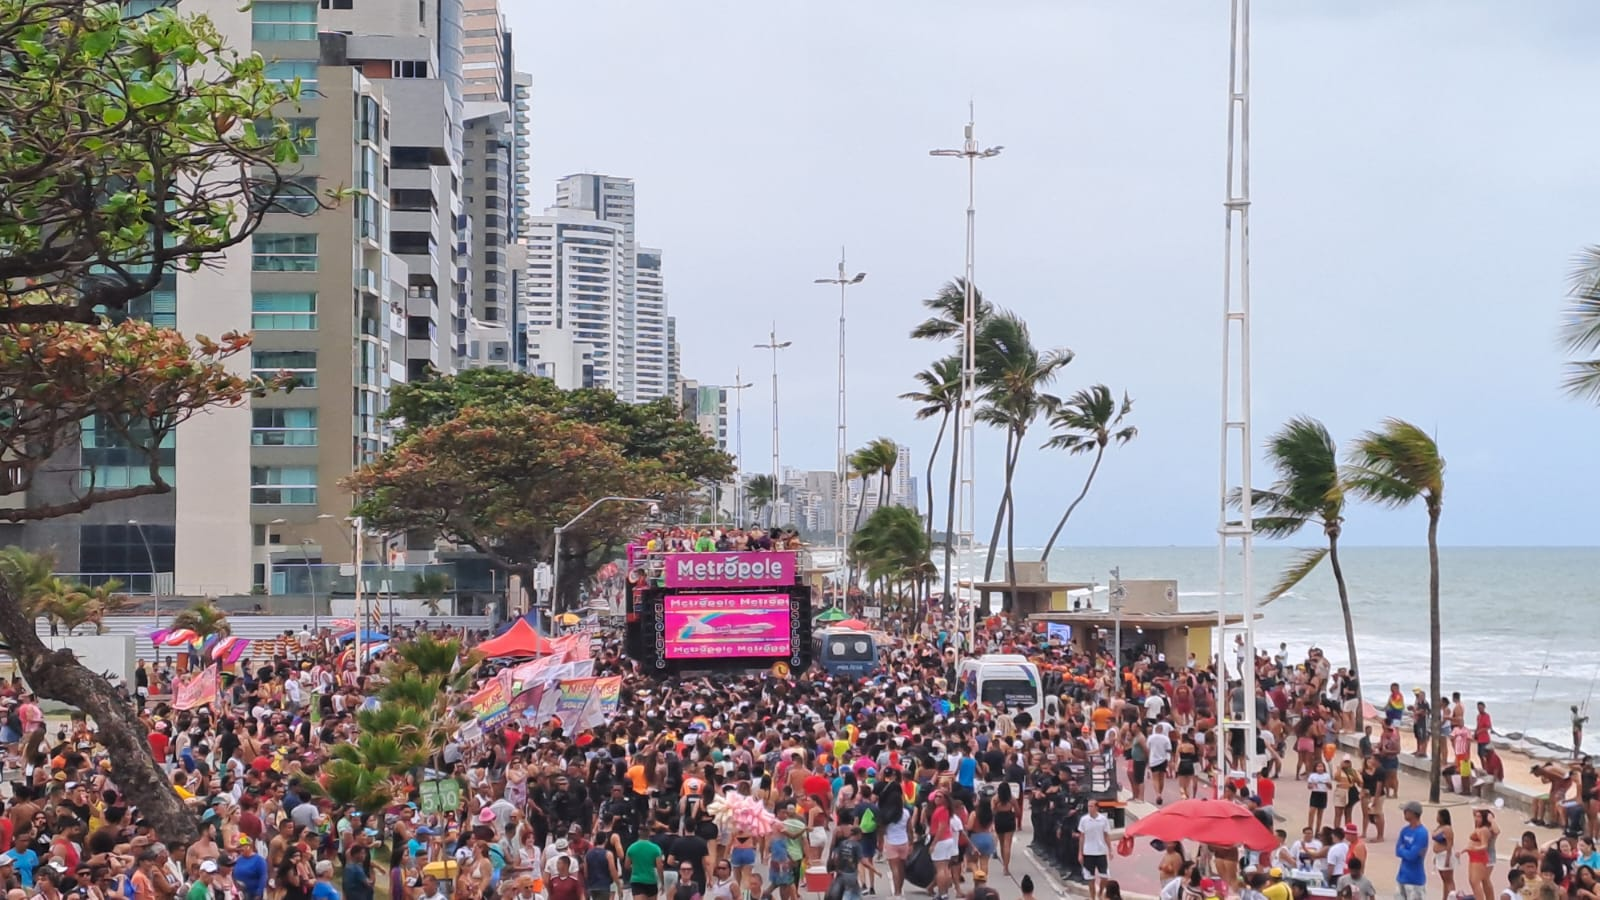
[{"xmin": 550, "ymin": 496, "xmax": 659, "ymax": 627}]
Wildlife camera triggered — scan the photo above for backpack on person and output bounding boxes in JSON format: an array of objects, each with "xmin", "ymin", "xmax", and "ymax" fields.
[{"xmin": 859, "ymin": 807, "xmax": 876, "ymax": 834}]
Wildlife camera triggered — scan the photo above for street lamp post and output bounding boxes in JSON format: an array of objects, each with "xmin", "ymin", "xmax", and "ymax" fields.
[
  {"xmin": 128, "ymin": 519, "xmax": 159, "ymax": 623},
  {"xmin": 930, "ymin": 107, "xmax": 1002, "ymax": 654},
  {"xmin": 725, "ymin": 372, "xmax": 754, "ymax": 524},
  {"xmin": 351, "ymin": 516, "xmax": 366, "ymax": 671},
  {"xmin": 814, "ymin": 252, "xmax": 866, "ymax": 554},
  {"xmin": 551, "ymin": 496, "xmax": 658, "ymax": 623},
  {"xmin": 1110, "ymin": 566, "xmax": 1127, "ymax": 694},
  {"xmin": 299, "ymin": 539, "xmax": 318, "ymax": 637},
  {"xmin": 754, "ymin": 326, "xmax": 792, "ymax": 530}
]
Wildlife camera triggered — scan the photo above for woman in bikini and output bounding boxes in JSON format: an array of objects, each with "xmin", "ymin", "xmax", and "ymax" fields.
[{"xmin": 1434, "ymin": 808, "xmax": 1457, "ymax": 899}]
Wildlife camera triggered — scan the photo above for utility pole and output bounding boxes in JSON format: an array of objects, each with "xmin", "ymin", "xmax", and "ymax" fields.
[
  {"xmin": 1215, "ymin": 0, "xmax": 1259, "ymax": 776},
  {"xmin": 815, "ymin": 250, "xmax": 866, "ymax": 553},
  {"xmin": 930, "ymin": 107, "xmax": 1002, "ymax": 654},
  {"xmin": 725, "ymin": 372, "xmax": 755, "ymax": 524},
  {"xmin": 754, "ymin": 326, "xmax": 792, "ymax": 530}
]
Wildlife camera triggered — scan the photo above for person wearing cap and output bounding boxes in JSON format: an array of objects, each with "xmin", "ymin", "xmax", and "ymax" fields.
[
  {"xmin": 1395, "ymin": 800, "xmax": 1429, "ymax": 900},
  {"xmin": 188, "ymin": 861, "xmax": 217, "ymax": 900},
  {"xmin": 232, "ymin": 839, "xmax": 266, "ymax": 900}
]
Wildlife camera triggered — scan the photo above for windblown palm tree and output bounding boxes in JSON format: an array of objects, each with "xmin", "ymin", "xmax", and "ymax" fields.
[
  {"xmin": 82, "ymin": 580, "xmax": 135, "ymax": 634},
  {"xmin": 900, "ymin": 357, "xmax": 962, "ymax": 550},
  {"xmin": 846, "ymin": 453, "xmax": 876, "ymax": 536},
  {"xmin": 975, "ymin": 312, "xmax": 1073, "ymax": 604},
  {"xmin": 1040, "ymin": 386, "xmax": 1137, "ymax": 564},
  {"xmin": 850, "ymin": 506, "xmax": 932, "ymax": 608},
  {"xmin": 1560, "ymin": 246, "xmax": 1600, "ymax": 403},
  {"xmin": 864, "ymin": 436, "xmax": 900, "ymax": 507},
  {"xmin": 1233, "ymin": 417, "xmax": 1359, "ymax": 677},
  {"xmin": 745, "ymin": 474, "xmax": 776, "ymax": 527},
  {"xmin": 911, "ymin": 279, "xmax": 995, "ymax": 610},
  {"xmin": 1347, "ymin": 418, "xmax": 1445, "ymax": 801},
  {"xmin": 0, "ymin": 548, "xmax": 58, "ymax": 626}
]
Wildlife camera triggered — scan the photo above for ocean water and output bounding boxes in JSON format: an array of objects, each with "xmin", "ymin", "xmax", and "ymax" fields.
[{"xmin": 936, "ymin": 545, "xmax": 1600, "ymax": 754}]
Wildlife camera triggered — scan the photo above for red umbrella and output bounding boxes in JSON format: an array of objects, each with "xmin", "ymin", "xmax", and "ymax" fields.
[
  {"xmin": 835, "ymin": 619, "xmax": 871, "ymax": 631},
  {"xmin": 1123, "ymin": 798, "xmax": 1276, "ymax": 851}
]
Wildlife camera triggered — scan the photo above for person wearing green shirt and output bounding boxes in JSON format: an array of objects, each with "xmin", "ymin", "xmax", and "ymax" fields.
[
  {"xmin": 627, "ymin": 832, "xmax": 665, "ymax": 891},
  {"xmin": 693, "ymin": 532, "xmax": 716, "ymax": 552},
  {"xmin": 189, "ymin": 860, "xmax": 218, "ymax": 900}
]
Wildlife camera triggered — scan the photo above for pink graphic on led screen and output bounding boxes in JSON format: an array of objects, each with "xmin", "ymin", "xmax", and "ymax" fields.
[{"xmin": 663, "ymin": 593, "xmax": 791, "ymax": 660}]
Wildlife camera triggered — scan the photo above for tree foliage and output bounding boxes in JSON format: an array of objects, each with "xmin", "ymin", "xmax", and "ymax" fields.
[
  {"xmin": 0, "ymin": 0, "xmax": 327, "ymax": 848},
  {"xmin": 1559, "ymin": 246, "xmax": 1600, "ymax": 404},
  {"xmin": 0, "ymin": 0, "xmax": 325, "ymax": 324}
]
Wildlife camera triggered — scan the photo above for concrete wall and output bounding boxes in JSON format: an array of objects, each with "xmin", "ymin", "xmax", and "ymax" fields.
[
  {"xmin": 1121, "ymin": 579, "xmax": 1179, "ymax": 615},
  {"xmin": 40, "ymin": 634, "xmax": 136, "ymax": 688}
]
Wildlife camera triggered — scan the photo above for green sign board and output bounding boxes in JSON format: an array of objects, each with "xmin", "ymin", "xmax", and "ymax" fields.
[{"xmin": 418, "ymin": 778, "xmax": 462, "ymax": 815}]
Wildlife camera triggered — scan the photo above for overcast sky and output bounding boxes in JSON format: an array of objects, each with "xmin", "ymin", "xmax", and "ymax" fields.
[{"xmin": 505, "ymin": 0, "xmax": 1599, "ymax": 548}]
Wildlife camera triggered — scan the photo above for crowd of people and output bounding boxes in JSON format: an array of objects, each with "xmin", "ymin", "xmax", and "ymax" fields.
[{"xmin": 0, "ymin": 569, "xmax": 1586, "ymax": 900}]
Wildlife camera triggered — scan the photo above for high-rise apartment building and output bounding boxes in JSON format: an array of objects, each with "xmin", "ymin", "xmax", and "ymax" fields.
[
  {"xmin": 676, "ymin": 381, "xmax": 729, "ymax": 451},
  {"xmin": 552, "ymin": 174, "xmax": 642, "ymax": 399},
  {"xmin": 892, "ymin": 443, "xmax": 916, "ymax": 509},
  {"xmin": 524, "ymin": 208, "xmax": 625, "ymax": 391},
  {"xmin": 635, "ymin": 249, "xmax": 669, "ymax": 401}
]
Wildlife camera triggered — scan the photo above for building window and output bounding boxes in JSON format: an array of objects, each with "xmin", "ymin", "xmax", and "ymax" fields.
[
  {"xmin": 320, "ymin": 0, "xmax": 353, "ymax": 8},
  {"xmin": 251, "ymin": 466, "xmax": 318, "ymax": 505},
  {"xmin": 265, "ymin": 60, "xmax": 319, "ymax": 92},
  {"xmin": 252, "ymin": 233, "xmax": 317, "ymax": 271},
  {"xmin": 251, "ymin": 292, "xmax": 317, "ymax": 330},
  {"xmin": 253, "ymin": 1, "xmax": 317, "ymax": 40},
  {"xmin": 80, "ymin": 524, "xmax": 174, "ymax": 577},
  {"xmin": 96, "ymin": 274, "xmax": 176, "ymax": 328},
  {"xmin": 252, "ymin": 350, "xmax": 318, "ymax": 388},
  {"xmin": 253, "ymin": 176, "xmax": 320, "ymax": 215},
  {"xmin": 80, "ymin": 415, "xmax": 175, "ymax": 489},
  {"xmin": 252, "ymin": 408, "xmax": 318, "ymax": 446}
]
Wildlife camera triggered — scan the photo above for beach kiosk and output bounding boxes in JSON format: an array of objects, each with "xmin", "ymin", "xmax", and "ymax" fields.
[
  {"xmin": 1027, "ymin": 579, "xmax": 1251, "ymax": 666},
  {"xmin": 966, "ymin": 561, "xmax": 1095, "ymax": 617}
]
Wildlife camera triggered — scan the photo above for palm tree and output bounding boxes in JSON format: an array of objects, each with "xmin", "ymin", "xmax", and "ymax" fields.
[
  {"xmin": 910, "ymin": 278, "xmax": 993, "ymax": 342},
  {"xmin": 745, "ymin": 474, "xmax": 776, "ymax": 526},
  {"xmin": 82, "ymin": 580, "xmax": 135, "ymax": 634},
  {"xmin": 1232, "ymin": 417, "xmax": 1359, "ymax": 677},
  {"xmin": 911, "ymin": 279, "xmax": 995, "ymax": 612},
  {"xmin": 171, "ymin": 602, "xmax": 231, "ymax": 640},
  {"xmin": 1559, "ymin": 246, "xmax": 1600, "ymax": 403},
  {"xmin": 1346, "ymin": 418, "xmax": 1445, "ymax": 801},
  {"xmin": 901, "ymin": 357, "xmax": 962, "ymax": 550},
  {"xmin": 846, "ymin": 448, "xmax": 880, "ymax": 536},
  {"xmin": 409, "ymin": 572, "xmax": 453, "ymax": 616},
  {"xmin": 863, "ymin": 437, "xmax": 900, "ymax": 508},
  {"xmin": 1040, "ymin": 386, "xmax": 1137, "ymax": 564},
  {"xmin": 974, "ymin": 313, "xmax": 1073, "ymax": 608},
  {"xmin": 0, "ymin": 549, "xmax": 59, "ymax": 631},
  {"xmin": 850, "ymin": 506, "xmax": 932, "ymax": 613}
]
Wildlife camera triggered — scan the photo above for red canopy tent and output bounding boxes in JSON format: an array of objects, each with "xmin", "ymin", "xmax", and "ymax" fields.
[
  {"xmin": 475, "ymin": 619, "xmax": 555, "ymax": 658},
  {"xmin": 1123, "ymin": 798, "xmax": 1276, "ymax": 851}
]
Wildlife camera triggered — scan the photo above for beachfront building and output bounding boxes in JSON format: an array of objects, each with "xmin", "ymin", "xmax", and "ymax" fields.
[
  {"xmin": 635, "ymin": 248, "xmax": 671, "ymax": 401},
  {"xmin": 524, "ymin": 207, "xmax": 627, "ymax": 391}
]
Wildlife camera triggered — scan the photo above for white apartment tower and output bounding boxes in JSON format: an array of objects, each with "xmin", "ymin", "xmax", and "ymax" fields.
[
  {"xmin": 552, "ymin": 174, "xmax": 648, "ymax": 400},
  {"xmin": 524, "ymin": 208, "xmax": 624, "ymax": 391},
  {"xmin": 635, "ymin": 248, "xmax": 669, "ymax": 400}
]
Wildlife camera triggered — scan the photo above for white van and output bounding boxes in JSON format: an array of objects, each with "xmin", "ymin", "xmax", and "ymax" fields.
[{"xmin": 957, "ymin": 654, "xmax": 1045, "ymax": 725}]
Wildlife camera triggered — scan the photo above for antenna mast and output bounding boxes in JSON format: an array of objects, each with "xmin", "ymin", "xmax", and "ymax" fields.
[{"xmin": 1216, "ymin": 0, "xmax": 1258, "ymax": 774}]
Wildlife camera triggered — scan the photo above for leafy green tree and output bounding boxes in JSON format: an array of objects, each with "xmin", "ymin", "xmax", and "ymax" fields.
[
  {"xmin": 975, "ymin": 313, "xmax": 1072, "ymax": 603},
  {"xmin": 900, "ymin": 357, "xmax": 961, "ymax": 550},
  {"xmin": 1347, "ymin": 418, "xmax": 1446, "ymax": 801},
  {"xmin": 910, "ymin": 280, "xmax": 994, "ymax": 609},
  {"xmin": 1040, "ymin": 386, "xmax": 1137, "ymax": 563},
  {"xmin": 349, "ymin": 405, "xmax": 701, "ymax": 609},
  {"xmin": 1232, "ymin": 417, "xmax": 1359, "ymax": 679},
  {"xmin": 1560, "ymin": 246, "xmax": 1600, "ymax": 403},
  {"xmin": 0, "ymin": 0, "xmax": 327, "ymax": 846}
]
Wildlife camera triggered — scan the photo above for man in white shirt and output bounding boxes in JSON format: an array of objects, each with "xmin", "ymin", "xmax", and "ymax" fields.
[
  {"xmin": 1324, "ymin": 824, "xmax": 1354, "ymax": 879},
  {"xmin": 1076, "ymin": 800, "xmax": 1113, "ymax": 900},
  {"xmin": 1144, "ymin": 689, "xmax": 1166, "ymax": 724},
  {"xmin": 1147, "ymin": 724, "xmax": 1173, "ymax": 804}
]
